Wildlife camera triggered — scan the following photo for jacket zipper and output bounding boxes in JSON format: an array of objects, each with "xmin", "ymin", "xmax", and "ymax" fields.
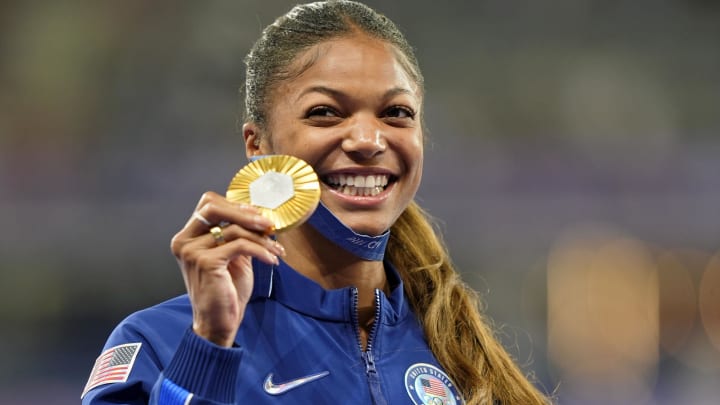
[{"xmin": 352, "ymin": 287, "xmax": 388, "ymax": 405}]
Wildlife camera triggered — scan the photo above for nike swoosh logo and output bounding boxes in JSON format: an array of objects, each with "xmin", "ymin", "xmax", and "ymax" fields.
[{"xmin": 263, "ymin": 371, "xmax": 330, "ymax": 395}]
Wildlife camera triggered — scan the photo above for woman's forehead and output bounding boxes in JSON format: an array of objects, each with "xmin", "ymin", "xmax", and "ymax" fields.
[{"xmin": 277, "ymin": 35, "xmax": 421, "ymax": 98}]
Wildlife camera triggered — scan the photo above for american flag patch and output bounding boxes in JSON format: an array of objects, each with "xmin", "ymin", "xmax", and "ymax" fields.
[
  {"xmin": 421, "ymin": 377, "xmax": 447, "ymax": 397},
  {"xmin": 81, "ymin": 343, "xmax": 142, "ymax": 398}
]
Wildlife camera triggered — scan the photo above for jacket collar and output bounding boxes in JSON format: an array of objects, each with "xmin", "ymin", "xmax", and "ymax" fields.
[{"xmin": 250, "ymin": 258, "xmax": 408, "ymax": 325}]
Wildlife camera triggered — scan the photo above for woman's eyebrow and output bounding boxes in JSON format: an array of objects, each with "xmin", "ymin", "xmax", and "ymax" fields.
[
  {"xmin": 296, "ymin": 85, "xmax": 345, "ymax": 102},
  {"xmin": 383, "ymin": 86, "xmax": 415, "ymax": 100},
  {"xmin": 295, "ymin": 85, "xmax": 416, "ymax": 103}
]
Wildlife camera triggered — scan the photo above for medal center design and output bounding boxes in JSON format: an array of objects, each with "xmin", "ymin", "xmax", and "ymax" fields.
[
  {"xmin": 249, "ymin": 171, "xmax": 295, "ymax": 209},
  {"xmin": 226, "ymin": 154, "xmax": 320, "ymax": 232}
]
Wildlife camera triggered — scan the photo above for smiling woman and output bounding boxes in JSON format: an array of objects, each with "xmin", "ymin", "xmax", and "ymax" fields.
[{"xmin": 81, "ymin": 1, "xmax": 549, "ymax": 404}]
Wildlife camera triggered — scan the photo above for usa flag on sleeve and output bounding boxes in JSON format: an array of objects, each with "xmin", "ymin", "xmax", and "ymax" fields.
[
  {"xmin": 81, "ymin": 343, "xmax": 142, "ymax": 398},
  {"xmin": 421, "ymin": 377, "xmax": 447, "ymax": 398}
]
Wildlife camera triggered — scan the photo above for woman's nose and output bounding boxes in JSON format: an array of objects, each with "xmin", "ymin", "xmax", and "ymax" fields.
[{"xmin": 342, "ymin": 117, "xmax": 387, "ymax": 159}]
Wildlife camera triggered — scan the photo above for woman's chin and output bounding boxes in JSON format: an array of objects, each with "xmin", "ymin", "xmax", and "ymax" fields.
[{"xmin": 340, "ymin": 217, "xmax": 391, "ymax": 237}]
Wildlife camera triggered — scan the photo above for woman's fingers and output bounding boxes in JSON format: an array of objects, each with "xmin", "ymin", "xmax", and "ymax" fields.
[
  {"xmin": 189, "ymin": 192, "xmax": 274, "ymax": 234},
  {"xmin": 178, "ymin": 223, "xmax": 284, "ymax": 261},
  {"xmin": 219, "ymin": 224, "xmax": 285, "ymax": 257},
  {"xmin": 219, "ymin": 236, "xmax": 280, "ymax": 266},
  {"xmin": 171, "ymin": 191, "xmax": 278, "ymax": 258},
  {"xmin": 172, "ymin": 191, "xmax": 285, "ymax": 270}
]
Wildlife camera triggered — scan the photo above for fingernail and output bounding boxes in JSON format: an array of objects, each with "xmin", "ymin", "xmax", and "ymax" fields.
[
  {"xmin": 268, "ymin": 253, "xmax": 279, "ymax": 265},
  {"xmin": 252, "ymin": 216, "xmax": 271, "ymax": 231},
  {"xmin": 273, "ymin": 241, "xmax": 286, "ymax": 256},
  {"xmin": 236, "ymin": 203, "xmax": 258, "ymax": 214}
]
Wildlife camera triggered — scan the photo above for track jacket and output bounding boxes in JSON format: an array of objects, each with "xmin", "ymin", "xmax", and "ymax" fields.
[{"xmin": 81, "ymin": 259, "xmax": 464, "ymax": 404}]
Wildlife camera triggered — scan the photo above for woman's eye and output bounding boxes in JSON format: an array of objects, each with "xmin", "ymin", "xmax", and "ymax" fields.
[
  {"xmin": 306, "ymin": 106, "xmax": 339, "ymax": 118},
  {"xmin": 385, "ymin": 106, "xmax": 415, "ymax": 119}
]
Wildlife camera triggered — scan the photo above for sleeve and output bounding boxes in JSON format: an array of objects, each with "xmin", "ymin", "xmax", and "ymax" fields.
[
  {"xmin": 82, "ymin": 323, "xmax": 243, "ymax": 405},
  {"xmin": 149, "ymin": 329, "xmax": 243, "ymax": 405}
]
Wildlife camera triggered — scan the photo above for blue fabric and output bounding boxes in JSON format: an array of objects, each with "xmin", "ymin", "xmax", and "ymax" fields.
[
  {"xmin": 158, "ymin": 380, "xmax": 191, "ymax": 405},
  {"xmin": 81, "ymin": 260, "xmax": 454, "ymax": 404},
  {"xmin": 162, "ymin": 329, "xmax": 242, "ymax": 403},
  {"xmin": 306, "ymin": 202, "xmax": 390, "ymax": 261}
]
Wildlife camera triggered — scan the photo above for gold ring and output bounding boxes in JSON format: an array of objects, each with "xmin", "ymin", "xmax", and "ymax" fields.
[{"xmin": 209, "ymin": 226, "xmax": 226, "ymax": 246}]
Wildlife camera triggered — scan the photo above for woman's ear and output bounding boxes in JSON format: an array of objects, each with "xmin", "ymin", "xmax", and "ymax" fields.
[{"xmin": 243, "ymin": 122, "xmax": 264, "ymax": 159}]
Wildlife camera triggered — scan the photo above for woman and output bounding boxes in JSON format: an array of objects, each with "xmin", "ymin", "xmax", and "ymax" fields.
[{"xmin": 82, "ymin": 1, "xmax": 549, "ymax": 404}]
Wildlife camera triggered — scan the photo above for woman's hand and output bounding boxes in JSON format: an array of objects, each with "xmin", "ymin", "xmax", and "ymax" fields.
[{"xmin": 170, "ymin": 192, "xmax": 284, "ymax": 347}]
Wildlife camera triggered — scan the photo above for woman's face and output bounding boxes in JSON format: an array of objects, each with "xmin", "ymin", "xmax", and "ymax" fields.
[{"xmin": 244, "ymin": 35, "xmax": 423, "ymax": 236}]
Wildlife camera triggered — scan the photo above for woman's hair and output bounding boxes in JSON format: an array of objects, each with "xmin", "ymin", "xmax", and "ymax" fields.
[
  {"xmin": 244, "ymin": 0, "xmax": 422, "ymax": 128},
  {"xmin": 244, "ymin": 1, "xmax": 549, "ymax": 403},
  {"xmin": 389, "ymin": 202, "xmax": 549, "ymax": 404}
]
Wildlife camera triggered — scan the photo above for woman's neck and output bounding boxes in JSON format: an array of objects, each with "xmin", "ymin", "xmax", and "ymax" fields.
[{"xmin": 278, "ymin": 223, "xmax": 388, "ymax": 293}]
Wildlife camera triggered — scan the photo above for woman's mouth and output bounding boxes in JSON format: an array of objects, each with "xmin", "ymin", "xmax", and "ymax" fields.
[{"xmin": 323, "ymin": 173, "xmax": 394, "ymax": 197}]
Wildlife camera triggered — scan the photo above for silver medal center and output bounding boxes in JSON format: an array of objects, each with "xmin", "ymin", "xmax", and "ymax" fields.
[{"xmin": 249, "ymin": 171, "xmax": 295, "ymax": 209}]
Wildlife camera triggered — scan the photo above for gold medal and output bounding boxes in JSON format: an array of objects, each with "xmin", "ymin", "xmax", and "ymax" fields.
[{"xmin": 226, "ymin": 155, "xmax": 321, "ymax": 232}]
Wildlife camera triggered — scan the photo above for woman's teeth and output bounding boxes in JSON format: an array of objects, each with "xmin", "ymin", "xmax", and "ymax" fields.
[{"xmin": 326, "ymin": 174, "xmax": 390, "ymax": 196}]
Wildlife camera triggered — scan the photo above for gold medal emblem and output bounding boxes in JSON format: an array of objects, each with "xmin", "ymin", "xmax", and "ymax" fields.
[{"xmin": 226, "ymin": 155, "xmax": 321, "ymax": 232}]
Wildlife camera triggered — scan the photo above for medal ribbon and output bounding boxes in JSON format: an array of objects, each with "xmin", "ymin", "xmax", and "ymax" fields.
[{"xmin": 306, "ymin": 202, "xmax": 390, "ymax": 261}]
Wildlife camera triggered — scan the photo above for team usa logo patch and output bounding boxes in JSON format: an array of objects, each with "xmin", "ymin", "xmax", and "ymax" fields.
[
  {"xmin": 81, "ymin": 342, "xmax": 142, "ymax": 399},
  {"xmin": 405, "ymin": 363, "xmax": 464, "ymax": 405}
]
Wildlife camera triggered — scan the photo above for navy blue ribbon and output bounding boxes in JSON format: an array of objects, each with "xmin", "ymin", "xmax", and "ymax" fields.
[{"xmin": 306, "ymin": 202, "xmax": 390, "ymax": 261}]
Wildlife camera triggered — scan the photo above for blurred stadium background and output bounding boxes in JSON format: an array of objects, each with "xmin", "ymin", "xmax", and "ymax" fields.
[{"xmin": 1, "ymin": 1, "xmax": 718, "ymax": 404}]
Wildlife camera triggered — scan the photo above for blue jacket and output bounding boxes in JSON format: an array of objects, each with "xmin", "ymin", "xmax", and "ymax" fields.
[{"xmin": 81, "ymin": 260, "xmax": 464, "ymax": 404}]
